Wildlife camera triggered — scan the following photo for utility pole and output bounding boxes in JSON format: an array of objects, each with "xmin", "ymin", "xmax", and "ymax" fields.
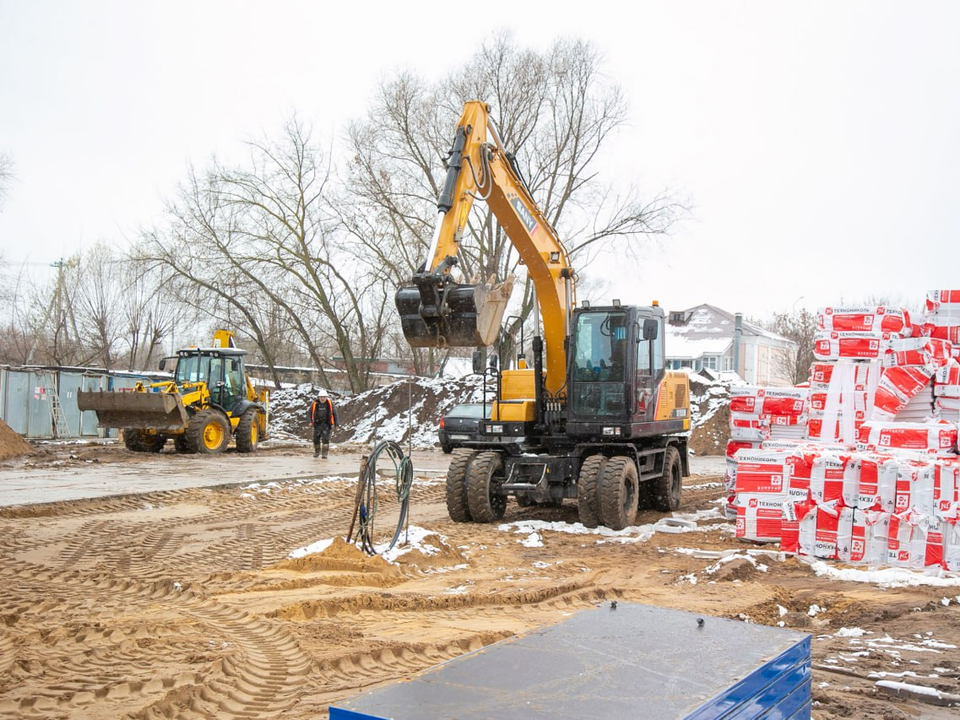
[{"xmin": 51, "ymin": 258, "xmax": 66, "ymax": 365}]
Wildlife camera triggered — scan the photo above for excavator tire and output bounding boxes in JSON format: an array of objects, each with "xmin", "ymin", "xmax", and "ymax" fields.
[
  {"xmin": 653, "ymin": 446, "xmax": 682, "ymax": 512},
  {"xmin": 185, "ymin": 409, "xmax": 230, "ymax": 455},
  {"xmin": 577, "ymin": 455, "xmax": 607, "ymax": 528},
  {"xmin": 235, "ymin": 409, "xmax": 260, "ymax": 453},
  {"xmin": 446, "ymin": 450, "xmax": 478, "ymax": 522},
  {"xmin": 599, "ymin": 456, "xmax": 639, "ymax": 531},
  {"xmin": 465, "ymin": 451, "xmax": 507, "ymax": 523}
]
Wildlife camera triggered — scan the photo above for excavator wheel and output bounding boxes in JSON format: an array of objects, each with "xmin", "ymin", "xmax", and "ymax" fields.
[
  {"xmin": 235, "ymin": 409, "xmax": 260, "ymax": 453},
  {"xmin": 598, "ymin": 456, "xmax": 639, "ymax": 531},
  {"xmin": 465, "ymin": 451, "xmax": 507, "ymax": 523},
  {"xmin": 446, "ymin": 450, "xmax": 478, "ymax": 522},
  {"xmin": 186, "ymin": 409, "xmax": 230, "ymax": 455},
  {"xmin": 577, "ymin": 455, "xmax": 607, "ymax": 528},
  {"xmin": 653, "ymin": 446, "xmax": 682, "ymax": 512}
]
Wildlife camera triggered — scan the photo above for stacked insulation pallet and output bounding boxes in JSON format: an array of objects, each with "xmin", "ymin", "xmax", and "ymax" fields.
[
  {"xmin": 723, "ymin": 386, "xmax": 809, "ymax": 519},
  {"xmin": 732, "ymin": 297, "xmax": 960, "ymax": 571}
]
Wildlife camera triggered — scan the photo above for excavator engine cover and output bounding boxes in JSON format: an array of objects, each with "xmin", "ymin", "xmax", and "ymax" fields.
[
  {"xmin": 77, "ymin": 390, "xmax": 190, "ymax": 432},
  {"xmin": 395, "ymin": 275, "xmax": 512, "ymax": 348}
]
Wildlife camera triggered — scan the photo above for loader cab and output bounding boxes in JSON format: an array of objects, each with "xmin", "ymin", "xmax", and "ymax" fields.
[
  {"xmin": 567, "ymin": 305, "xmax": 665, "ymax": 437},
  {"xmin": 174, "ymin": 348, "xmax": 248, "ymax": 412}
]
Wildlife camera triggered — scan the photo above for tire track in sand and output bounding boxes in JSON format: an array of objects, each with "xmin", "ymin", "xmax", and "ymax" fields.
[{"xmin": 0, "ymin": 559, "xmax": 313, "ymax": 718}]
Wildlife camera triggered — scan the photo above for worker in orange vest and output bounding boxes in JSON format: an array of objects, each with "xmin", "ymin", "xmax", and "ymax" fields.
[{"xmin": 309, "ymin": 389, "xmax": 338, "ymax": 458}]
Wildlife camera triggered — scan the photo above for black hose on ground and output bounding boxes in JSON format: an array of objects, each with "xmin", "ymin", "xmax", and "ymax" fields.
[{"xmin": 347, "ymin": 440, "xmax": 414, "ymax": 556}]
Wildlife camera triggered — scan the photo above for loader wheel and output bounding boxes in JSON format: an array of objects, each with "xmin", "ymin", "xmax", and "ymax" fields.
[
  {"xmin": 173, "ymin": 435, "xmax": 190, "ymax": 454},
  {"xmin": 186, "ymin": 409, "xmax": 230, "ymax": 454},
  {"xmin": 446, "ymin": 450, "xmax": 478, "ymax": 523},
  {"xmin": 466, "ymin": 451, "xmax": 507, "ymax": 523},
  {"xmin": 235, "ymin": 410, "xmax": 260, "ymax": 453},
  {"xmin": 653, "ymin": 446, "xmax": 682, "ymax": 512},
  {"xmin": 122, "ymin": 429, "xmax": 144, "ymax": 452},
  {"xmin": 599, "ymin": 456, "xmax": 639, "ymax": 531},
  {"xmin": 140, "ymin": 435, "xmax": 167, "ymax": 453},
  {"xmin": 577, "ymin": 455, "xmax": 607, "ymax": 528}
]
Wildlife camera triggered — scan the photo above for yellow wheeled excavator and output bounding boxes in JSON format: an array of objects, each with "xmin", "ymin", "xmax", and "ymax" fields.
[
  {"xmin": 77, "ymin": 330, "xmax": 269, "ymax": 454},
  {"xmin": 395, "ymin": 101, "xmax": 691, "ymax": 530}
]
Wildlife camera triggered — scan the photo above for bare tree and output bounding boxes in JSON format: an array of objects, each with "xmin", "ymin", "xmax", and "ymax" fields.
[
  {"xmin": 0, "ymin": 152, "xmax": 13, "ymax": 209},
  {"xmin": 141, "ymin": 119, "xmax": 391, "ymax": 392},
  {"xmin": 767, "ymin": 308, "xmax": 818, "ymax": 384},
  {"xmin": 340, "ymin": 32, "xmax": 683, "ymax": 371}
]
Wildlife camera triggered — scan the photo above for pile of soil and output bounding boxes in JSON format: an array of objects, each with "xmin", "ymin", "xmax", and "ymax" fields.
[
  {"xmin": 688, "ymin": 374, "xmax": 733, "ymax": 455},
  {"xmin": 269, "ymin": 376, "xmax": 484, "ymax": 447},
  {"xmin": 267, "ymin": 372, "xmax": 735, "ymax": 456},
  {"xmin": 0, "ymin": 418, "xmax": 34, "ymax": 460}
]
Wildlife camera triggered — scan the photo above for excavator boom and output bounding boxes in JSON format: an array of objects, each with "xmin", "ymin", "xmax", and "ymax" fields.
[{"xmin": 395, "ymin": 101, "xmax": 574, "ymax": 395}]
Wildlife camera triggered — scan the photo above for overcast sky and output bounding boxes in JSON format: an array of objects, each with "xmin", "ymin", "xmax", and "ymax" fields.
[{"xmin": 1, "ymin": 1, "xmax": 958, "ymax": 319}]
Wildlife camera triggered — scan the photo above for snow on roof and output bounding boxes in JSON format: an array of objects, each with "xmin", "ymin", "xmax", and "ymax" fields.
[
  {"xmin": 665, "ymin": 333, "xmax": 731, "ymax": 360},
  {"xmin": 666, "ymin": 304, "xmax": 796, "ymax": 354}
]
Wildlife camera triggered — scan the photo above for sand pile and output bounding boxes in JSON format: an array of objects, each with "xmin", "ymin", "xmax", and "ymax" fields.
[{"xmin": 0, "ymin": 418, "xmax": 33, "ymax": 460}]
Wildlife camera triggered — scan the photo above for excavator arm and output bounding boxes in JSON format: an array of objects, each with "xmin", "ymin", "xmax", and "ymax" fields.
[{"xmin": 395, "ymin": 101, "xmax": 575, "ymax": 396}]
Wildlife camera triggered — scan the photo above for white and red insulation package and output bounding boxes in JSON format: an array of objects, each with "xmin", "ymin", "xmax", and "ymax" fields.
[{"xmin": 728, "ymin": 295, "xmax": 960, "ymax": 571}]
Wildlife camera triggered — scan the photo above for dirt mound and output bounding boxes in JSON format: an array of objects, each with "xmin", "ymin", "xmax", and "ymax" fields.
[
  {"xmin": 269, "ymin": 377, "xmax": 484, "ymax": 448},
  {"xmin": 268, "ymin": 371, "xmax": 733, "ymax": 454},
  {"xmin": 0, "ymin": 418, "xmax": 33, "ymax": 461},
  {"xmin": 688, "ymin": 373, "xmax": 733, "ymax": 456}
]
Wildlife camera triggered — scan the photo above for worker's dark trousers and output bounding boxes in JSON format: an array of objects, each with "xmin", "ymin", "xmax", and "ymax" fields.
[{"xmin": 313, "ymin": 426, "xmax": 331, "ymax": 458}]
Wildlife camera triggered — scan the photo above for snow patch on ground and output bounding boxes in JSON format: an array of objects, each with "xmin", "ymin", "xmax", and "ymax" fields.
[{"xmin": 806, "ymin": 560, "xmax": 960, "ymax": 588}]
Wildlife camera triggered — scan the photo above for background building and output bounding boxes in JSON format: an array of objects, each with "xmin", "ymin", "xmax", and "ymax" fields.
[{"xmin": 665, "ymin": 304, "xmax": 798, "ymax": 386}]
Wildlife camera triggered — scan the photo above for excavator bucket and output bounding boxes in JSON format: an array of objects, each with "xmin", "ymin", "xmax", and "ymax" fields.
[
  {"xmin": 396, "ymin": 275, "xmax": 513, "ymax": 348},
  {"xmin": 77, "ymin": 390, "xmax": 190, "ymax": 432}
]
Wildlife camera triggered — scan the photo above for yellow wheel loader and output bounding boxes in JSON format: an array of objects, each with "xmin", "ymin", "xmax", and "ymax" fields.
[{"xmin": 78, "ymin": 330, "xmax": 269, "ymax": 454}]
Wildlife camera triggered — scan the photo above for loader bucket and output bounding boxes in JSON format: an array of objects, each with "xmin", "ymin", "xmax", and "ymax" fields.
[
  {"xmin": 396, "ymin": 275, "xmax": 513, "ymax": 348},
  {"xmin": 77, "ymin": 390, "xmax": 190, "ymax": 432}
]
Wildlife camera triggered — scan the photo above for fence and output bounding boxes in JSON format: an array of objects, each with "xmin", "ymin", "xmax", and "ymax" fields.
[{"xmin": 0, "ymin": 366, "xmax": 149, "ymax": 439}]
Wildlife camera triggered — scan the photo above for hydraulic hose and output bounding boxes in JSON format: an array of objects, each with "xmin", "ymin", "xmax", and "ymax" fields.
[{"xmin": 347, "ymin": 440, "xmax": 415, "ymax": 556}]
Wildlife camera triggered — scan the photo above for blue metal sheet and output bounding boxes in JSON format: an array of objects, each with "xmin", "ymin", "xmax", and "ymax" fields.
[
  {"xmin": 331, "ymin": 603, "xmax": 811, "ymax": 720},
  {"xmin": 58, "ymin": 372, "xmax": 83, "ymax": 438},
  {"xmin": 79, "ymin": 374, "xmax": 106, "ymax": 436},
  {"xmin": 2, "ymin": 369, "xmax": 30, "ymax": 434},
  {"xmin": 27, "ymin": 371, "xmax": 56, "ymax": 438},
  {"xmin": 688, "ymin": 637, "xmax": 811, "ymax": 719}
]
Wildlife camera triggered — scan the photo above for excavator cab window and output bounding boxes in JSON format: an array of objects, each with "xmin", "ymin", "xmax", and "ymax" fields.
[{"xmin": 570, "ymin": 310, "xmax": 630, "ymax": 418}]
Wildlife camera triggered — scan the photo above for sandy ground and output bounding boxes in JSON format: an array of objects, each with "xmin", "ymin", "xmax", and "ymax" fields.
[{"xmin": 1, "ymin": 444, "xmax": 959, "ymax": 718}]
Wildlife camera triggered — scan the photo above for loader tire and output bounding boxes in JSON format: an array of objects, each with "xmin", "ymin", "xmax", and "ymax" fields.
[
  {"xmin": 173, "ymin": 434, "xmax": 190, "ymax": 454},
  {"xmin": 186, "ymin": 409, "xmax": 230, "ymax": 455},
  {"xmin": 577, "ymin": 455, "xmax": 607, "ymax": 528},
  {"xmin": 122, "ymin": 429, "xmax": 144, "ymax": 452},
  {"xmin": 466, "ymin": 451, "xmax": 507, "ymax": 523},
  {"xmin": 599, "ymin": 456, "xmax": 639, "ymax": 531},
  {"xmin": 446, "ymin": 450, "xmax": 478, "ymax": 523},
  {"xmin": 140, "ymin": 435, "xmax": 167, "ymax": 453},
  {"xmin": 235, "ymin": 409, "xmax": 260, "ymax": 453},
  {"xmin": 653, "ymin": 446, "xmax": 682, "ymax": 512}
]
